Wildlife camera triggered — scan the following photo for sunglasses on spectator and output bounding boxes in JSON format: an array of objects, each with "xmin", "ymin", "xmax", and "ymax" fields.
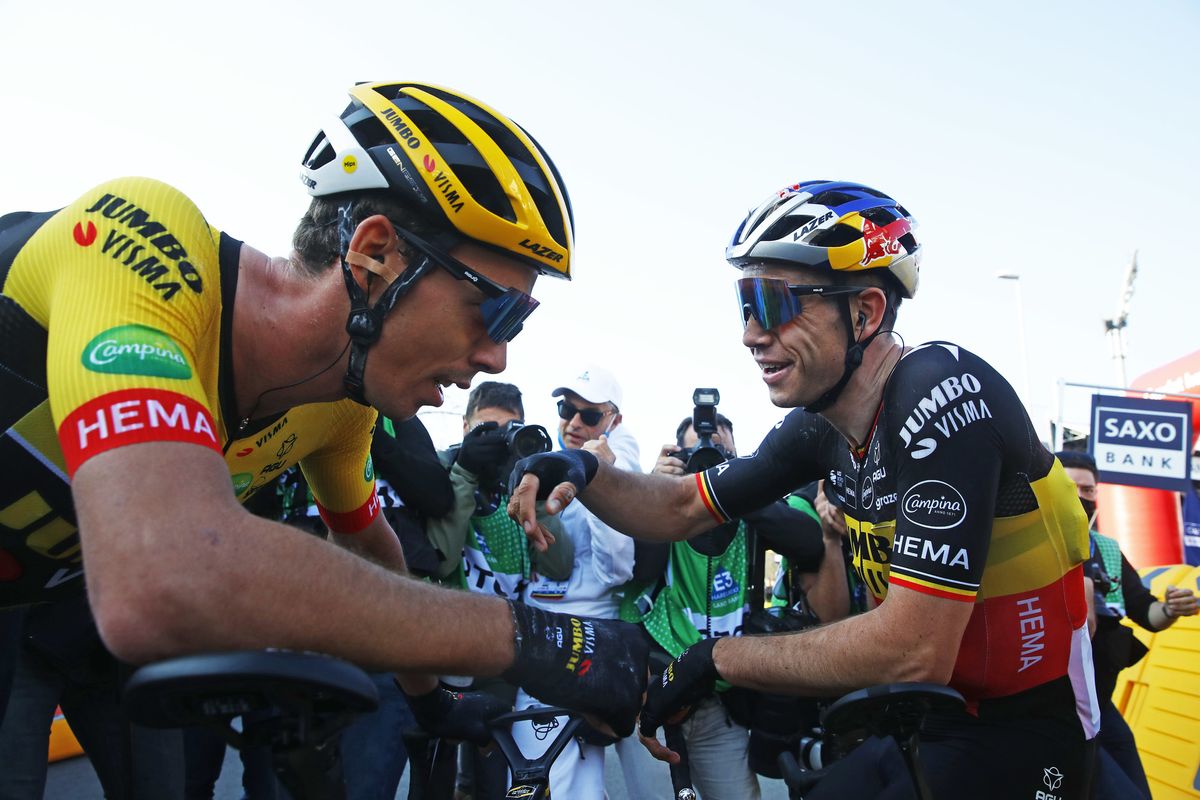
[
  {"xmin": 735, "ymin": 277, "xmax": 863, "ymax": 331},
  {"xmin": 557, "ymin": 400, "xmax": 615, "ymax": 427}
]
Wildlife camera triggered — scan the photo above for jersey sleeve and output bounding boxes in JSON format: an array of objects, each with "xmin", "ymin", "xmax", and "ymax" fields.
[
  {"xmin": 299, "ymin": 403, "xmax": 380, "ymax": 534},
  {"xmin": 698, "ymin": 408, "xmax": 831, "ymax": 523},
  {"xmin": 17, "ymin": 178, "xmax": 225, "ymax": 476},
  {"xmin": 885, "ymin": 345, "xmax": 1009, "ymax": 602}
]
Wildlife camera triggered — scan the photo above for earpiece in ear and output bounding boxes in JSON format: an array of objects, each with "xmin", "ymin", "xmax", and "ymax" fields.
[{"xmin": 857, "ymin": 311, "xmax": 867, "ymax": 330}]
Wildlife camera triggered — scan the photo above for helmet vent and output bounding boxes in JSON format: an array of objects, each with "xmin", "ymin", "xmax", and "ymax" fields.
[
  {"xmin": 350, "ymin": 115, "xmax": 394, "ymax": 149},
  {"xmin": 860, "ymin": 207, "xmax": 899, "ymax": 226},
  {"xmin": 809, "ymin": 190, "xmax": 858, "ymax": 207},
  {"xmin": 761, "ymin": 214, "xmax": 814, "ymax": 241},
  {"xmin": 302, "ymin": 133, "xmax": 335, "ymax": 170},
  {"xmin": 808, "ymin": 224, "xmax": 861, "ymax": 248}
]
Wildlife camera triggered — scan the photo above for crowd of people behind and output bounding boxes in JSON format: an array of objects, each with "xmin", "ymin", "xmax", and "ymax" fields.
[{"xmin": 227, "ymin": 366, "xmax": 859, "ymax": 800}]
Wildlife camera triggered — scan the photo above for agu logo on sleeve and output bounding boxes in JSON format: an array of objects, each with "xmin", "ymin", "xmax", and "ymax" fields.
[{"xmin": 82, "ymin": 325, "xmax": 192, "ymax": 380}]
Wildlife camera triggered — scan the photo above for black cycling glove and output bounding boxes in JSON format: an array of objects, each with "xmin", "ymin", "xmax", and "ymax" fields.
[
  {"xmin": 502, "ymin": 601, "xmax": 647, "ymax": 737},
  {"xmin": 639, "ymin": 637, "xmax": 721, "ymax": 739},
  {"xmin": 508, "ymin": 449, "xmax": 599, "ymax": 499},
  {"xmin": 457, "ymin": 421, "xmax": 510, "ymax": 480},
  {"xmin": 401, "ymin": 683, "xmax": 511, "ymax": 747}
]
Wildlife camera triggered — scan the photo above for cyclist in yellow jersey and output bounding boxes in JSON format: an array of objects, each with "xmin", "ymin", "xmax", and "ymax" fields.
[{"xmin": 0, "ymin": 82, "xmax": 647, "ymax": 754}]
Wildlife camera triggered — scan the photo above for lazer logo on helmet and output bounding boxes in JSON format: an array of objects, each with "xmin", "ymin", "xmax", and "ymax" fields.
[
  {"xmin": 379, "ymin": 108, "xmax": 421, "ymax": 149},
  {"xmin": 519, "ymin": 239, "xmax": 563, "ymax": 263},
  {"xmin": 83, "ymin": 194, "xmax": 204, "ymax": 300},
  {"xmin": 792, "ymin": 211, "xmax": 833, "ymax": 240}
]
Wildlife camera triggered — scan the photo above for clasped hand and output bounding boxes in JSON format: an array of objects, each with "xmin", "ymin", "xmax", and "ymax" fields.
[{"xmin": 506, "ymin": 437, "xmax": 613, "ymax": 551}]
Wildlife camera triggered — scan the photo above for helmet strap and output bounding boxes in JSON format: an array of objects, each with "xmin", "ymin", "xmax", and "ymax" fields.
[{"xmin": 336, "ymin": 202, "xmax": 435, "ymax": 405}]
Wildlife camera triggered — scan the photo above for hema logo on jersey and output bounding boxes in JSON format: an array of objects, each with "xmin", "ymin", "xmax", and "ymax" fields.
[{"xmin": 58, "ymin": 388, "xmax": 220, "ymax": 476}]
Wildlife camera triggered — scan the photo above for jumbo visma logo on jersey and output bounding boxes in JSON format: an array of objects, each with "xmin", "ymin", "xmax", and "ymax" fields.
[{"xmin": 82, "ymin": 325, "xmax": 192, "ymax": 380}]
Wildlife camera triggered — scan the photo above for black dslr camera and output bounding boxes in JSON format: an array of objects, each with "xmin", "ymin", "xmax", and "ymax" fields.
[
  {"xmin": 451, "ymin": 420, "xmax": 552, "ymax": 489},
  {"xmin": 675, "ymin": 388, "xmax": 732, "ymax": 473},
  {"xmin": 1086, "ymin": 559, "xmax": 1120, "ymax": 619},
  {"xmin": 500, "ymin": 420, "xmax": 553, "ymax": 460}
]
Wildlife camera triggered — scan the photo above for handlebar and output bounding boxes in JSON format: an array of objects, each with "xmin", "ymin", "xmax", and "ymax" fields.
[{"xmin": 777, "ymin": 682, "xmax": 965, "ymax": 800}]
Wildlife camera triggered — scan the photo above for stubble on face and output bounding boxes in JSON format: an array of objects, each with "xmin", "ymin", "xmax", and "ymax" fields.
[{"xmin": 743, "ymin": 266, "xmax": 847, "ymax": 409}]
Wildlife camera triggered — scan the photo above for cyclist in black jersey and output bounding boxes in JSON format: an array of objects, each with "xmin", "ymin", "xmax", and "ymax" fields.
[{"xmin": 510, "ymin": 180, "xmax": 1097, "ymax": 798}]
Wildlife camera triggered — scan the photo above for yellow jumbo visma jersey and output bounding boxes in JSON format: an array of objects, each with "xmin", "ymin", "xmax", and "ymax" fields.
[{"xmin": 0, "ymin": 177, "xmax": 379, "ymax": 607}]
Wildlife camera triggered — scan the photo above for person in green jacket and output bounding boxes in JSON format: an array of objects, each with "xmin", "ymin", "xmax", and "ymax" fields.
[{"xmin": 424, "ymin": 382, "xmax": 573, "ymax": 799}]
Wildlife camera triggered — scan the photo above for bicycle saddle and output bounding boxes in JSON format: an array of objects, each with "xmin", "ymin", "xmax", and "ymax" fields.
[
  {"xmin": 822, "ymin": 682, "xmax": 964, "ymax": 739},
  {"xmin": 124, "ymin": 649, "xmax": 379, "ymax": 729}
]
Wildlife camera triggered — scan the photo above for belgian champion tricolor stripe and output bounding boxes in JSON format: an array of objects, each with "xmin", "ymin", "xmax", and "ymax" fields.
[
  {"xmin": 888, "ymin": 572, "xmax": 977, "ymax": 602},
  {"xmin": 695, "ymin": 471, "xmax": 730, "ymax": 524}
]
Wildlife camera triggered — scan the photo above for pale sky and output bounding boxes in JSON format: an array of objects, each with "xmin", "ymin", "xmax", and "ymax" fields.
[{"xmin": 3, "ymin": 0, "xmax": 1198, "ymax": 468}]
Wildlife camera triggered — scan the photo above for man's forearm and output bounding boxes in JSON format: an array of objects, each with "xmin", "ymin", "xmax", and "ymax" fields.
[
  {"xmin": 712, "ymin": 603, "xmax": 951, "ymax": 695},
  {"xmin": 1148, "ymin": 600, "xmax": 1175, "ymax": 631},
  {"xmin": 331, "ymin": 516, "xmax": 408, "ymax": 573},
  {"xmin": 84, "ymin": 507, "xmax": 517, "ymax": 677},
  {"xmin": 577, "ymin": 464, "xmax": 713, "ymax": 542}
]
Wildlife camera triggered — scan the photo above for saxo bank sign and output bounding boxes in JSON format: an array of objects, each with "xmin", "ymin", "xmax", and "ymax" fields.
[{"xmin": 1090, "ymin": 395, "xmax": 1194, "ymax": 490}]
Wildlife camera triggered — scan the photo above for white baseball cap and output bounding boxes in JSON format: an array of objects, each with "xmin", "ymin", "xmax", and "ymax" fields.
[{"xmin": 552, "ymin": 365, "xmax": 623, "ymax": 409}]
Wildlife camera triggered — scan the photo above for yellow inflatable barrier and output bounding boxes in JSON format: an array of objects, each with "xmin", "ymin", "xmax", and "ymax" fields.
[
  {"xmin": 48, "ymin": 706, "xmax": 83, "ymax": 763},
  {"xmin": 1111, "ymin": 564, "xmax": 1200, "ymax": 799}
]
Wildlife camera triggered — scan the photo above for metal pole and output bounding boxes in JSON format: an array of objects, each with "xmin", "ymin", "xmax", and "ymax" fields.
[{"xmin": 997, "ymin": 274, "xmax": 1032, "ymax": 409}]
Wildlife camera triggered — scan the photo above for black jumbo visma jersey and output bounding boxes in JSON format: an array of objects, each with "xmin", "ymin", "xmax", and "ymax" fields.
[{"xmin": 695, "ymin": 342, "xmax": 1098, "ymax": 733}]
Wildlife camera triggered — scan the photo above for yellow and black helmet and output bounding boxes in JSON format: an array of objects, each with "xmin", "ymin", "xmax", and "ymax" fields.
[{"xmin": 300, "ymin": 81, "xmax": 574, "ymax": 278}]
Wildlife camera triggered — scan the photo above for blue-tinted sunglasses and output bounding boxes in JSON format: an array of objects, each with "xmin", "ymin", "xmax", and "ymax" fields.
[
  {"xmin": 393, "ymin": 226, "xmax": 540, "ymax": 343},
  {"xmin": 735, "ymin": 277, "xmax": 862, "ymax": 331}
]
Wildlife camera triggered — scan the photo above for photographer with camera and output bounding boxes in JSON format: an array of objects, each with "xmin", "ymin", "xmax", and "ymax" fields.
[
  {"xmin": 420, "ymin": 382, "xmax": 573, "ymax": 800},
  {"xmin": 512, "ymin": 366, "xmax": 640, "ymax": 800},
  {"xmin": 1057, "ymin": 451, "xmax": 1197, "ymax": 800},
  {"xmin": 625, "ymin": 392, "xmax": 844, "ymax": 799}
]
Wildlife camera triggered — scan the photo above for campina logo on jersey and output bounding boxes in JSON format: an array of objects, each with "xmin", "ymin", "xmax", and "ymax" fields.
[
  {"xmin": 82, "ymin": 325, "xmax": 192, "ymax": 380},
  {"xmin": 900, "ymin": 480, "xmax": 967, "ymax": 529},
  {"xmin": 232, "ymin": 473, "xmax": 253, "ymax": 496}
]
